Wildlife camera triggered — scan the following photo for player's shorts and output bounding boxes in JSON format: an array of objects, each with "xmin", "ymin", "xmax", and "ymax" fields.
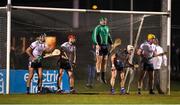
[
  {"xmin": 97, "ymin": 45, "xmax": 109, "ymax": 56},
  {"xmin": 114, "ymin": 60, "xmax": 124, "ymax": 71},
  {"xmin": 143, "ymin": 62, "xmax": 154, "ymax": 71},
  {"xmin": 57, "ymin": 58, "xmax": 72, "ymax": 70},
  {"xmin": 29, "ymin": 61, "xmax": 42, "ymax": 68}
]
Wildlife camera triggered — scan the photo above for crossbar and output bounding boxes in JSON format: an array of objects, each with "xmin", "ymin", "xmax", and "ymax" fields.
[
  {"xmin": 0, "ymin": 7, "xmax": 6, "ymax": 10},
  {"xmin": 12, "ymin": 6, "xmax": 169, "ymax": 16}
]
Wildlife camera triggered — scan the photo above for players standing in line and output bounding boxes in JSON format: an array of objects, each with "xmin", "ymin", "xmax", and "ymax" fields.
[
  {"xmin": 137, "ymin": 34, "xmax": 156, "ymax": 94},
  {"xmin": 92, "ymin": 17, "xmax": 113, "ymax": 84},
  {"xmin": 26, "ymin": 34, "xmax": 51, "ymax": 94},
  {"xmin": 152, "ymin": 38, "xmax": 167, "ymax": 94},
  {"xmin": 56, "ymin": 34, "xmax": 76, "ymax": 93}
]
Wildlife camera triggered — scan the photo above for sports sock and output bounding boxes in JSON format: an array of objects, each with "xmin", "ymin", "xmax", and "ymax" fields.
[
  {"xmin": 70, "ymin": 87, "xmax": 74, "ymax": 90},
  {"xmin": 27, "ymin": 87, "xmax": 30, "ymax": 92},
  {"xmin": 38, "ymin": 86, "xmax": 41, "ymax": 91}
]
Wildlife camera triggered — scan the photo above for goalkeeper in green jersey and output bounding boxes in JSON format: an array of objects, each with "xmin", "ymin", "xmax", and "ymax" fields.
[{"xmin": 92, "ymin": 17, "xmax": 113, "ymax": 84}]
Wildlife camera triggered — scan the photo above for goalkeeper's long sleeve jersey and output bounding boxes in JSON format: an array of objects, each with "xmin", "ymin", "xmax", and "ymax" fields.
[{"xmin": 92, "ymin": 25, "xmax": 113, "ymax": 45}]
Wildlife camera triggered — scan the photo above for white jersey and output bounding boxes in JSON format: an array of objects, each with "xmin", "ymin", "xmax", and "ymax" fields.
[
  {"xmin": 30, "ymin": 40, "xmax": 48, "ymax": 58},
  {"xmin": 140, "ymin": 41, "xmax": 156, "ymax": 63},
  {"xmin": 152, "ymin": 45, "xmax": 167, "ymax": 69},
  {"xmin": 61, "ymin": 42, "xmax": 76, "ymax": 63}
]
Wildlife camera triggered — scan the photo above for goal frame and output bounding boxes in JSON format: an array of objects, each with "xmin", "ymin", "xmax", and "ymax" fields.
[{"xmin": 0, "ymin": 0, "xmax": 171, "ymax": 95}]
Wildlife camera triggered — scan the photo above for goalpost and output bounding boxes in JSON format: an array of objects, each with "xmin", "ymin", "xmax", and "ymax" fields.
[{"xmin": 0, "ymin": 0, "xmax": 171, "ymax": 95}]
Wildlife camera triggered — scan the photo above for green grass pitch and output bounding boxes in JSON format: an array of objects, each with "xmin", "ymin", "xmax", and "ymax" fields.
[
  {"xmin": 0, "ymin": 80, "xmax": 180, "ymax": 104},
  {"xmin": 0, "ymin": 91, "xmax": 180, "ymax": 104}
]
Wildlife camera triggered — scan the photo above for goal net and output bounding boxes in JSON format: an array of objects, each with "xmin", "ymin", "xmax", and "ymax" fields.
[{"xmin": 0, "ymin": 7, "xmax": 169, "ymax": 94}]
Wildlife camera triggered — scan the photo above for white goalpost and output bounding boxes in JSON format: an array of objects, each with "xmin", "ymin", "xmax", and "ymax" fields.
[
  {"xmin": 6, "ymin": 0, "xmax": 12, "ymax": 94},
  {"xmin": 124, "ymin": 15, "xmax": 145, "ymax": 93},
  {"xmin": 0, "ymin": 0, "xmax": 171, "ymax": 94},
  {"xmin": 167, "ymin": 0, "xmax": 171, "ymax": 95}
]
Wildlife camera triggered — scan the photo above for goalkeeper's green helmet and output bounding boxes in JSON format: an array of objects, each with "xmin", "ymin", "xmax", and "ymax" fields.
[{"xmin": 99, "ymin": 16, "xmax": 107, "ymax": 22}]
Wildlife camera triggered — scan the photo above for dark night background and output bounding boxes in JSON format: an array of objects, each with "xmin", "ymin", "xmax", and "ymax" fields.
[{"xmin": 0, "ymin": 0, "xmax": 179, "ymax": 45}]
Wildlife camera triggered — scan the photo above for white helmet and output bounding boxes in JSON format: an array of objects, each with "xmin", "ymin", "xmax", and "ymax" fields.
[{"xmin": 127, "ymin": 45, "xmax": 134, "ymax": 51}]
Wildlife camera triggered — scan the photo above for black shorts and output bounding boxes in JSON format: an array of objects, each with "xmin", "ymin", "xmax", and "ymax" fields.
[
  {"xmin": 114, "ymin": 60, "xmax": 124, "ymax": 71},
  {"xmin": 29, "ymin": 61, "xmax": 42, "ymax": 68},
  {"xmin": 58, "ymin": 59, "xmax": 72, "ymax": 70},
  {"xmin": 99, "ymin": 45, "xmax": 109, "ymax": 56},
  {"xmin": 143, "ymin": 62, "xmax": 154, "ymax": 71}
]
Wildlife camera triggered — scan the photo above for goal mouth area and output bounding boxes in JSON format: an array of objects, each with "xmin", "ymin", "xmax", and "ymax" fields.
[{"xmin": 0, "ymin": 5, "xmax": 171, "ymax": 94}]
